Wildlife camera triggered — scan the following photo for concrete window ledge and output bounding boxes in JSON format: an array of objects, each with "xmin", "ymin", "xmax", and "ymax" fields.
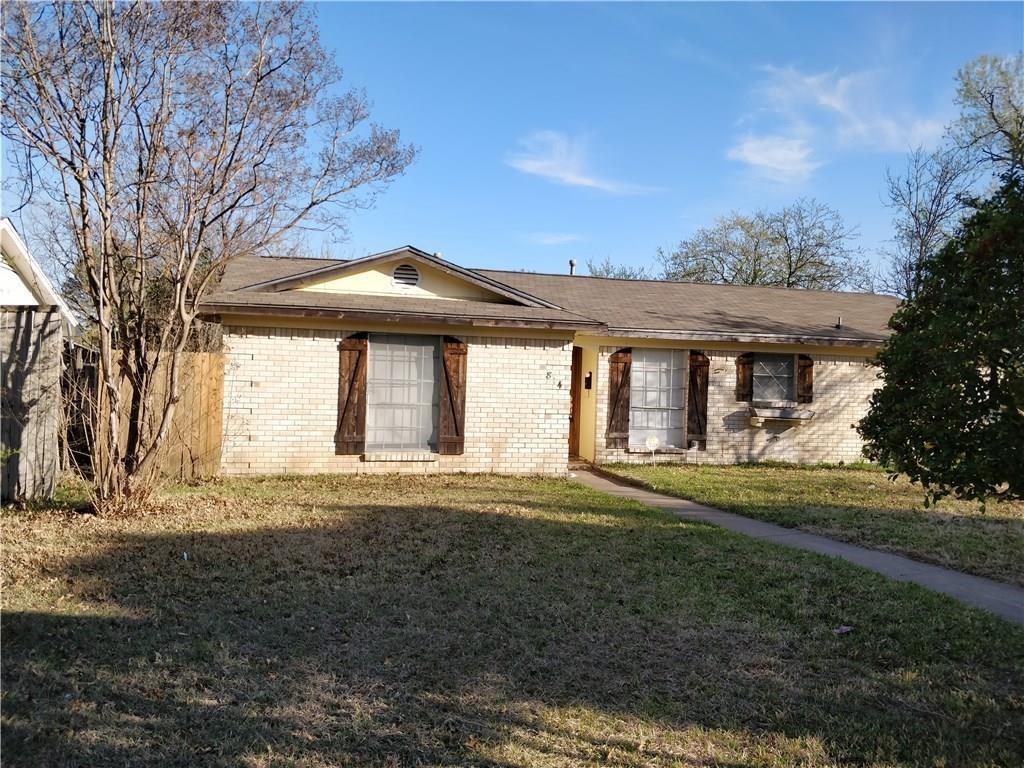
[
  {"xmin": 363, "ymin": 451, "xmax": 440, "ymax": 463},
  {"xmin": 625, "ymin": 447, "xmax": 694, "ymax": 455},
  {"xmin": 748, "ymin": 405, "xmax": 815, "ymax": 427}
]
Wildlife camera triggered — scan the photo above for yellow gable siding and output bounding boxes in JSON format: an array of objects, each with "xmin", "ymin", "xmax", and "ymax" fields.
[{"xmin": 298, "ymin": 261, "xmax": 510, "ymax": 303}]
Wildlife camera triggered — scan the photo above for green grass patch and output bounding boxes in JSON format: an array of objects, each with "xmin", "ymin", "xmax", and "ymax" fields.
[
  {"xmin": 606, "ymin": 462, "xmax": 1024, "ymax": 587},
  {"xmin": 3, "ymin": 474, "xmax": 1023, "ymax": 766}
]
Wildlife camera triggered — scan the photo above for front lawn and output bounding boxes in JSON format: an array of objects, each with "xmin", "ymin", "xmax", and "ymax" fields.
[
  {"xmin": 3, "ymin": 475, "xmax": 1023, "ymax": 767},
  {"xmin": 607, "ymin": 463, "xmax": 1024, "ymax": 587}
]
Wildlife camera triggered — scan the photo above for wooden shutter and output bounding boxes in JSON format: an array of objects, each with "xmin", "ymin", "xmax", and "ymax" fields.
[
  {"xmin": 336, "ymin": 333, "xmax": 368, "ymax": 454},
  {"xmin": 735, "ymin": 352, "xmax": 754, "ymax": 402},
  {"xmin": 439, "ymin": 336, "xmax": 468, "ymax": 455},
  {"xmin": 606, "ymin": 348, "xmax": 632, "ymax": 448},
  {"xmin": 797, "ymin": 354, "xmax": 814, "ymax": 404},
  {"xmin": 687, "ymin": 351, "xmax": 709, "ymax": 447}
]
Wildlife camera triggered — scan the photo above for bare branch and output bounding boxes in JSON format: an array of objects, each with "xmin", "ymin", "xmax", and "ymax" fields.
[{"xmin": 1, "ymin": 1, "xmax": 416, "ymax": 510}]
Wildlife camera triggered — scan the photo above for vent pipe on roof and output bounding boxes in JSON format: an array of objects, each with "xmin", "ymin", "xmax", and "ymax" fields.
[
  {"xmin": 835, "ymin": 316, "xmax": 843, "ymax": 329},
  {"xmin": 569, "ymin": 259, "xmax": 577, "ymax": 276},
  {"xmin": 433, "ymin": 251, "xmax": 443, "ymax": 259}
]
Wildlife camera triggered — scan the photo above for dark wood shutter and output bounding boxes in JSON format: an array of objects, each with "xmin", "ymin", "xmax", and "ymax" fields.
[
  {"xmin": 687, "ymin": 351, "xmax": 709, "ymax": 447},
  {"xmin": 439, "ymin": 336, "xmax": 468, "ymax": 455},
  {"xmin": 735, "ymin": 352, "xmax": 754, "ymax": 402},
  {"xmin": 336, "ymin": 333, "xmax": 368, "ymax": 454},
  {"xmin": 606, "ymin": 348, "xmax": 632, "ymax": 448},
  {"xmin": 797, "ymin": 354, "xmax": 814, "ymax": 403}
]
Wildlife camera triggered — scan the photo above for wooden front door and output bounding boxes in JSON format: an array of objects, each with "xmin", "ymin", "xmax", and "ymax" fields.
[{"xmin": 568, "ymin": 346, "xmax": 583, "ymax": 457}]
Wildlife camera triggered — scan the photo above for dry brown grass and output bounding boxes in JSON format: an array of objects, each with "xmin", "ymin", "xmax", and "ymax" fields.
[{"xmin": 3, "ymin": 474, "xmax": 1023, "ymax": 766}]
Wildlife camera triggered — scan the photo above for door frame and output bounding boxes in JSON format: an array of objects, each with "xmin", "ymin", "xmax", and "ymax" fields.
[{"xmin": 568, "ymin": 346, "xmax": 583, "ymax": 458}]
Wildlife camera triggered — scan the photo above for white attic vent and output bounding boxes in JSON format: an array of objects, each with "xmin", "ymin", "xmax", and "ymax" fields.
[{"xmin": 392, "ymin": 263, "xmax": 420, "ymax": 288}]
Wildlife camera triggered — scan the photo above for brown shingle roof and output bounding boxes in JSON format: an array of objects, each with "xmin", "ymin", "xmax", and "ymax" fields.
[
  {"xmin": 202, "ymin": 256, "xmax": 599, "ymax": 329},
  {"xmin": 202, "ymin": 255, "xmax": 898, "ymax": 344},
  {"xmin": 217, "ymin": 255, "xmax": 344, "ymax": 292},
  {"xmin": 475, "ymin": 269, "xmax": 898, "ymax": 344}
]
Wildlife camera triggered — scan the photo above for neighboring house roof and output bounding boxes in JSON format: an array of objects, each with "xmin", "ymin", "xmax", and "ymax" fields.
[
  {"xmin": 201, "ymin": 248, "xmax": 899, "ymax": 345},
  {"xmin": 0, "ymin": 218, "xmax": 78, "ymax": 331}
]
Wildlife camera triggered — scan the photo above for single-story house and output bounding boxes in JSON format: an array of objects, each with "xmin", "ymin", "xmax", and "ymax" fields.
[
  {"xmin": 1, "ymin": 218, "xmax": 78, "ymax": 501},
  {"xmin": 198, "ymin": 246, "xmax": 898, "ymax": 476}
]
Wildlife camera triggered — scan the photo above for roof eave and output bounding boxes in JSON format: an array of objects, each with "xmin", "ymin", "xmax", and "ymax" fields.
[
  {"xmin": 197, "ymin": 301, "xmax": 601, "ymax": 332},
  {"xmin": 599, "ymin": 327, "xmax": 887, "ymax": 348}
]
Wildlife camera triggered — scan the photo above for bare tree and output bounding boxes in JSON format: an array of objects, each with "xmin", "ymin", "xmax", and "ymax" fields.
[
  {"xmin": 659, "ymin": 200, "xmax": 868, "ymax": 290},
  {"xmin": 953, "ymin": 54, "xmax": 1024, "ymax": 170},
  {"xmin": 878, "ymin": 53, "xmax": 1021, "ymax": 299},
  {"xmin": 2, "ymin": 2, "xmax": 415, "ymax": 511},
  {"xmin": 768, "ymin": 200, "xmax": 871, "ymax": 291},
  {"xmin": 586, "ymin": 256, "xmax": 652, "ymax": 280},
  {"xmin": 657, "ymin": 213, "xmax": 775, "ymax": 285},
  {"xmin": 880, "ymin": 146, "xmax": 975, "ymax": 299}
]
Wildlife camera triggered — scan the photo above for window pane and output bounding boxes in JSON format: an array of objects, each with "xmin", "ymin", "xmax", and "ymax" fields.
[
  {"xmin": 366, "ymin": 334, "xmax": 440, "ymax": 451},
  {"xmin": 628, "ymin": 348, "xmax": 685, "ymax": 449},
  {"xmin": 752, "ymin": 354, "xmax": 794, "ymax": 401}
]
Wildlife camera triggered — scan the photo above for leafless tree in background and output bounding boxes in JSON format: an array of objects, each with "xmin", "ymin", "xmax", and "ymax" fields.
[
  {"xmin": 586, "ymin": 256, "xmax": 652, "ymax": 280},
  {"xmin": 953, "ymin": 54, "xmax": 1024, "ymax": 170},
  {"xmin": 2, "ymin": 1, "xmax": 415, "ymax": 511},
  {"xmin": 658, "ymin": 200, "xmax": 869, "ymax": 291},
  {"xmin": 878, "ymin": 53, "xmax": 1022, "ymax": 298},
  {"xmin": 880, "ymin": 147, "xmax": 976, "ymax": 299}
]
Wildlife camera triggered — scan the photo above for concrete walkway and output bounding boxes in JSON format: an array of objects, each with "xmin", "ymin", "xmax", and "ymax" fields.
[{"xmin": 573, "ymin": 469, "xmax": 1024, "ymax": 625}]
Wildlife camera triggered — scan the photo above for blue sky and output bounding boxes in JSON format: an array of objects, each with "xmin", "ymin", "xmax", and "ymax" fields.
[{"xmin": 311, "ymin": 1, "xmax": 1022, "ymax": 275}]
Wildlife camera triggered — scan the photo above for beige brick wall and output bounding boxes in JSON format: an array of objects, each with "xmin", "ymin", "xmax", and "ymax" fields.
[
  {"xmin": 594, "ymin": 346, "xmax": 878, "ymax": 465},
  {"xmin": 221, "ymin": 326, "xmax": 572, "ymax": 476}
]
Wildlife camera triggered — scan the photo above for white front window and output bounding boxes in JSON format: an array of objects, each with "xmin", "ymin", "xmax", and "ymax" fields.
[
  {"xmin": 366, "ymin": 334, "xmax": 440, "ymax": 451},
  {"xmin": 629, "ymin": 348, "xmax": 685, "ymax": 449}
]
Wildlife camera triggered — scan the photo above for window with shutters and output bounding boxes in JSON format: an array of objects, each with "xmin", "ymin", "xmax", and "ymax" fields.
[
  {"xmin": 366, "ymin": 334, "xmax": 440, "ymax": 451},
  {"xmin": 628, "ymin": 349, "xmax": 685, "ymax": 449},
  {"xmin": 752, "ymin": 353, "xmax": 795, "ymax": 402},
  {"xmin": 687, "ymin": 351, "xmax": 709, "ymax": 449}
]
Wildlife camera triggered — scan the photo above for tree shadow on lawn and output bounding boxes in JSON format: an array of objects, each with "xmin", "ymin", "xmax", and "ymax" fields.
[{"xmin": 4, "ymin": 492, "xmax": 1023, "ymax": 767}]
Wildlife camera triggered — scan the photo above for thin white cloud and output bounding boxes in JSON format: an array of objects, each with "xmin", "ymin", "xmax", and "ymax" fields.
[
  {"xmin": 505, "ymin": 131, "xmax": 654, "ymax": 195},
  {"xmin": 728, "ymin": 65, "xmax": 946, "ymax": 182},
  {"xmin": 758, "ymin": 65, "xmax": 945, "ymax": 152},
  {"xmin": 526, "ymin": 232, "xmax": 585, "ymax": 245},
  {"xmin": 727, "ymin": 135, "xmax": 821, "ymax": 183}
]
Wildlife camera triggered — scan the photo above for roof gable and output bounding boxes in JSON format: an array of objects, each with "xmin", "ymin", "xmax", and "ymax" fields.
[{"xmin": 240, "ymin": 247, "xmax": 561, "ymax": 309}]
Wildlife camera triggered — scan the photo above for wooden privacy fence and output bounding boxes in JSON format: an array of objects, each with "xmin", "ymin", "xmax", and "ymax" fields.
[{"xmin": 65, "ymin": 349, "xmax": 224, "ymax": 482}]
